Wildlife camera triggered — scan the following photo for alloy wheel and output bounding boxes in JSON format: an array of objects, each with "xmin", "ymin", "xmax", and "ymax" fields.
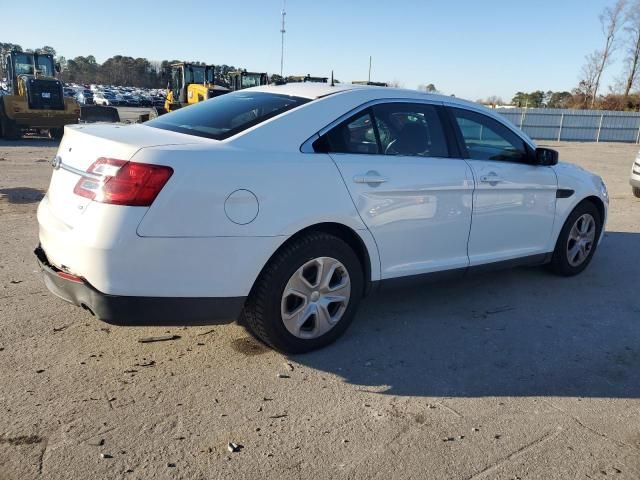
[
  {"xmin": 280, "ymin": 257, "xmax": 351, "ymax": 339},
  {"xmin": 566, "ymin": 213, "xmax": 596, "ymax": 267}
]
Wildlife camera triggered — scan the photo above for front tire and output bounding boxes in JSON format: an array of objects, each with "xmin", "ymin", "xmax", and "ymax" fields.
[
  {"xmin": 633, "ymin": 186, "xmax": 640, "ymax": 198},
  {"xmin": 548, "ymin": 201, "xmax": 602, "ymax": 276},
  {"xmin": 241, "ymin": 232, "xmax": 364, "ymax": 354}
]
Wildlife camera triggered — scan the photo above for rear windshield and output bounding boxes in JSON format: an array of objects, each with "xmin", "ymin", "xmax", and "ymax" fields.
[{"xmin": 145, "ymin": 92, "xmax": 310, "ymax": 140}]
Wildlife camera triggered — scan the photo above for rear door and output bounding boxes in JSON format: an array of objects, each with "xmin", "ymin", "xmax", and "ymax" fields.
[
  {"xmin": 322, "ymin": 101, "xmax": 474, "ymax": 279},
  {"xmin": 447, "ymin": 106, "xmax": 557, "ymax": 265}
]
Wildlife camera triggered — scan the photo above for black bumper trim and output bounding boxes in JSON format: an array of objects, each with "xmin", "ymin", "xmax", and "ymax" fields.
[{"xmin": 35, "ymin": 246, "xmax": 245, "ymax": 326}]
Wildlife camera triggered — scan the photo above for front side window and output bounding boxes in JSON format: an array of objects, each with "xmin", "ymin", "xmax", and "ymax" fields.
[
  {"xmin": 35, "ymin": 56, "xmax": 54, "ymax": 77},
  {"xmin": 146, "ymin": 91, "xmax": 310, "ymax": 140},
  {"xmin": 13, "ymin": 54, "xmax": 34, "ymax": 75},
  {"xmin": 451, "ymin": 108, "xmax": 528, "ymax": 162},
  {"xmin": 187, "ymin": 66, "xmax": 206, "ymax": 85}
]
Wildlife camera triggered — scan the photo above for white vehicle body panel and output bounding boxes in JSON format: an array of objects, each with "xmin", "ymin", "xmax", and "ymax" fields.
[
  {"xmin": 330, "ymin": 152, "xmax": 474, "ymax": 278},
  {"xmin": 630, "ymin": 153, "xmax": 640, "ymax": 189},
  {"xmin": 36, "ymin": 84, "xmax": 608, "ymax": 311},
  {"xmin": 465, "ymin": 160, "xmax": 557, "ymax": 265},
  {"xmin": 550, "ymin": 162, "xmax": 609, "ymax": 247},
  {"xmin": 133, "ymin": 146, "xmax": 368, "ymax": 238}
]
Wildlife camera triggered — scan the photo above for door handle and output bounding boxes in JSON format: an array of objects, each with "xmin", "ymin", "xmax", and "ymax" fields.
[
  {"xmin": 353, "ymin": 171, "xmax": 387, "ymax": 185},
  {"xmin": 479, "ymin": 173, "xmax": 504, "ymax": 184}
]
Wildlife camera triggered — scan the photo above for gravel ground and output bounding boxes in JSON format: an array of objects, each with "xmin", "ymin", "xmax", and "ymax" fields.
[{"xmin": 0, "ymin": 139, "xmax": 639, "ymax": 480}]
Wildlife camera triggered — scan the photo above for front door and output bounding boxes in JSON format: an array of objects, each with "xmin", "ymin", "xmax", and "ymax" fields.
[{"xmin": 448, "ymin": 107, "xmax": 557, "ymax": 265}]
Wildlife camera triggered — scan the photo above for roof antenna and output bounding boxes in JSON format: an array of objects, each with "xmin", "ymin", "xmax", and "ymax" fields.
[{"xmin": 331, "ymin": 70, "xmax": 335, "ymax": 87}]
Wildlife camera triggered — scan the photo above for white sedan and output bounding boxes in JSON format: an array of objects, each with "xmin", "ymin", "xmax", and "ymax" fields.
[{"xmin": 36, "ymin": 83, "xmax": 609, "ymax": 353}]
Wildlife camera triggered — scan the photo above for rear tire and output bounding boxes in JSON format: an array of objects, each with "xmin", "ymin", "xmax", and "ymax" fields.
[
  {"xmin": 548, "ymin": 201, "xmax": 602, "ymax": 276},
  {"xmin": 241, "ymin": 232, "xmax": 364, "ymax": 354},
  {"xmin": 633, "ymin": 186, "xmax": 640, "ymax": 198}
]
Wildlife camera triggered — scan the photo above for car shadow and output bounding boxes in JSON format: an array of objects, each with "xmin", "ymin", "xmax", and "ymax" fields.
[
  {"xmin": 0, "ymin": 187, "xmax": 45, "ymax": 204},
  {"xmin": 289, "ymin": 231, "xmax": 640, "ymax": 399}
]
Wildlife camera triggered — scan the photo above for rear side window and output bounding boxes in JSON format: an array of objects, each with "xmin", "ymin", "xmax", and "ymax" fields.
[
  {"xmin": 322, "ymin": 110, "xmax": 380, "ymax": 154},
  {"xmin": 450, "ymin": 107, "xmax": 528, "ymax": 162},
  {"xmin": 316, "ymin": 102, "xmax": 448, "ymax": 158},
  {"xmin": 146, "ymin": 92, "xmax": 310, "ymax": 140},
  {"xmin": 372, "ymin": 103, "xmax": 448, "ymax": 158}
]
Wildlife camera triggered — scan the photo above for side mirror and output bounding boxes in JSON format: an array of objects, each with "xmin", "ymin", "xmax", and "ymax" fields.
[{"xmin": 535, "ymin": 147, "xmax": 558, "ymax": 166}]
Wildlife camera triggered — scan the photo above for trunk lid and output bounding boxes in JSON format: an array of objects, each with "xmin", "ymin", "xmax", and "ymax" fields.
[{"xmin": 45, "ymin": 123, "xmax": 207, "ymax": 227}]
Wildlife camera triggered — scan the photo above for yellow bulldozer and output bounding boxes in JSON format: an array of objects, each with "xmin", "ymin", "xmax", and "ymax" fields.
[
  {"xmin": 163, "ymin": 62, "xmax": 229, "ymax": 113},
  {"xmin": 0, "ymin": 50, "xmax": 80, "ymax": 140}
]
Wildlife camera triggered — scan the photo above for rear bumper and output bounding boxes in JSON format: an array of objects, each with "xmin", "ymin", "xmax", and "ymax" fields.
[{"xmin": 35, "ymin": 245, "xmax": 245, "ymax": 325}]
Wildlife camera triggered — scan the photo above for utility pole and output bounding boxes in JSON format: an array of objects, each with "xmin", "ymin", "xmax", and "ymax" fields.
[
  {"xmin": 368, "ymin": 56, "xmax": 372, "ymax": 83},
  {"xmin": 280, "ymin": 0, "xmax": 286, "ymax": 77}
]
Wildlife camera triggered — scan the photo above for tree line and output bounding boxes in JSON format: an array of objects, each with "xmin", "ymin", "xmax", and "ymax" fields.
[{"xmin": 572, "ymin": 0, "xmax": 640, "ymax": 110}]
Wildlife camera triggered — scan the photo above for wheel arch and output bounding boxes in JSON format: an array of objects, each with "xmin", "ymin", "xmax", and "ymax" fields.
[
  {"xmin": 552, "ymin": 195, "xmax": 606, "ymax": 250},
  {"xmin": 582, "ymin": 195, "xmax": 606, "ymax": 224},
  {"xmin": 252, "ymin": 222, "xmax": 376, "ymax": 297}
]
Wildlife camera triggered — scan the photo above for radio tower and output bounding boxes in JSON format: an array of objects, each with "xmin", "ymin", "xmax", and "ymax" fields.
[{"xmin": 280, "ymin": 0, "xmax": 286, "ymax": 77}]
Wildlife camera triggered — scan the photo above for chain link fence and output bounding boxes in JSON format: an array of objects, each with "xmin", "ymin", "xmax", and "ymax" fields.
[{"xmin": 496, "ymin": 108, "xmax": 640, "ymax": 143}]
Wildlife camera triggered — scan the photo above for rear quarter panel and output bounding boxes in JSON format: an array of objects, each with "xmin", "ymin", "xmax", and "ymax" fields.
[
  {"xmin": 133, "ymin": 144, "xmax": 381, "ymax": 284},
  {"xmin": 134, "ymin": 145, "xmax": 367, "ymax": 238}
]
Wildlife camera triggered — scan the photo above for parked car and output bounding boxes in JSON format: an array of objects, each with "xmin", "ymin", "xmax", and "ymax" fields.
[
  {"xmin": 35, "ymin": 84, "xmax": 609, "ymax": 353},
  {"xmin": 631, "ymin": 154, "xmax": 640, "ymax": 197},
  {"xmin": 63, "ymin": 87, "xmax": 77, "ymax": 98},
  {"xmin": 123, "ymin": 94, "xmax": 140, "ymax": 107},
  {"xmin": 75, "ymin": 90, "xmax": 94, "ymax": 105},
  {"xmin": 151, "ymin": 96, "xmax": 166, "ymax": 109},
  {"xmin": 94, "ymin": 92, "xmax": 119, "ymax": 106},
  {"xmin": 137, "ymin": 96, "xmax": 153, "ymax": 108}
]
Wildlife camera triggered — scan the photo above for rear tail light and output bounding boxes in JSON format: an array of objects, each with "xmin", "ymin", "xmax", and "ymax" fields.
[{"xmin": 73, "ymin": 157, "xmax": 173, "ymax": 206}]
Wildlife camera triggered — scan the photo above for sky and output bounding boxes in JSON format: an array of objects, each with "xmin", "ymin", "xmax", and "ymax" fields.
[{"xmin": 2, "ymin": 0, "xmax": 623, "ymax": 101}]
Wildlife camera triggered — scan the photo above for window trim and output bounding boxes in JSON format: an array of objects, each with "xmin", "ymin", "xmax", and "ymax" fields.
[
  {"xmin": 443, "ymin": 104, "xmax": 537, "ymax": 164},
  {"xmin": 301, "ymin": 98, "xmax": 459, "ymax": 159}
]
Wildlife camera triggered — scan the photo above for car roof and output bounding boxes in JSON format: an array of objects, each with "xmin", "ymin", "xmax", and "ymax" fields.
[
  {"xmin": 231, "ymin": 82, "xmax": 535, "ymax": 150},
  {"xmin": 249, "ymin": 82, "xmax": 481, "ymax": 110}
]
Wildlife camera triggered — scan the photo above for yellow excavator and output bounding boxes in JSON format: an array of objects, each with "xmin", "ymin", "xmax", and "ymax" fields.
[
  {"xmin": 0, "ymin": 50, "xmax": 80, "ymax": 139},
  {"xmin": 163, "ymin": 62, "xmax": 229, "ymax": 113}
]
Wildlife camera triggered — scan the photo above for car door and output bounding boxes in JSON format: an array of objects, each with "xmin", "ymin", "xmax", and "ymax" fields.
[
  {"xmin": 447, "ymin": 106, "xmax": 557, "ymax": 265},
  {"xmin": 318, "ymin": 101, "xmax": 474, "ymax": 279}
]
